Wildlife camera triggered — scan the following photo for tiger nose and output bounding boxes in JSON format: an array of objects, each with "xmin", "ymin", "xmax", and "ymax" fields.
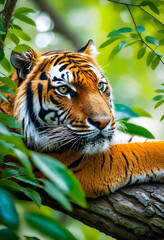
[{"xmin": 88, "ymin": 117, "xmax": 111, "ymax": 130}]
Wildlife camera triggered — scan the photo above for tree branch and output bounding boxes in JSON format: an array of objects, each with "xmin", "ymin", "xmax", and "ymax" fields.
[
  {"xmin": 0, "ymin": 0, "xmax": 17, "ymax": 50},
  {"xmin": 19, "ymin": 183, "xmax": 164, "ymax": 240},
  {"xmin": 32, "ymin": 0, "xmax": 81, "ymax": 50}
]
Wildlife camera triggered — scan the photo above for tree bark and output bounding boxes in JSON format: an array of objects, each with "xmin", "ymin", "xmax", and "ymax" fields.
[
  {"xmin": 27, "ymin": 183, "xmax": 164, "ymax": 240},
  {"xmin": 0, "ymin": 0, "xmax": 17, "ymax": 50}
]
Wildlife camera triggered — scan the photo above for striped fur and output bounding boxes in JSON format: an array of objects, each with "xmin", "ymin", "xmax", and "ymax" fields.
[{"xmin": 0, "ymin": 40, "xmax": 163, "ymax": 197}]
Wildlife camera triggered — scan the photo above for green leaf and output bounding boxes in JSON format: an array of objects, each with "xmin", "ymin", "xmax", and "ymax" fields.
[
  {"xmin": 0, "ymin": 113, "xmax": 21, "ymax": 128},
  {"xmin": 14, "ymin": 7, "xmax": 35, "ymax": 14},
  {"xmin": 12, "ymin": 24, "xmax": 22, "ymax": 31},
  {"xmin": 0, "ymin": 135, "xmax": 28, "ymax": 154},
  {"xmin": 121, "ymin": 121, "xmax": 155, "ymax": 139},
  {"xmin": 135, "ymin": 26, "xmax": 146, "ymax": 33},
  {"xmin": 130, "ymin": 33, "xmax": 139, "ymax": 39},
  {"xmin": 0, "ymin": 122, "xmax": 12, "ymax": 137},
  {"xmin": 5, "ymin": 162, "xmax": 20, "ymax": 168},
  {"xmin": 0, "ymin": 85, "xmax": 15, "ymax": 94},
  {"xmin": 13, "ymin": 44, "xmax": 31, "ymax": 53},
  {"xmin": 160, "ymin": 115, "xmax": 164, "ymax": 121},
  {"xmin": 140, "ymin": 1, "xmax": 159, "ymax": 14},
  {"xmin": 146, "ymin": 51, "xmax": 156, "ymax": 66},
  {"xmin": 43, "ymin": 179, "xmax": 72, "ymax": 211},
  {"xmin": 0, "ymin": 228, "xmax": 19, "ymax": 240},
  {"xmin": 15, "ymin": 175, "xmax": 39, "ymax": 186},
  {"xmin": 99, "ymin": 37, "xmax": 123, "ymax": 49},
  {"xmin": 0, "ymin": 77, "xmax": 17, "ymax": 89},
  {"xmin": 25, "ymin": 213, "xmax": 77, "ymax": 240},
  {"xmin": 137, "ymin": 47, "xmax": 146, "ymax": 59},
  {"xmin": 0, "ymin": 49, "xmax": 4, "ymax": 61},
  {"xmin": 0, "ymin": 187, "xmax": 19, "ymax": 229},
  {"xmin": 125, "ymin": 40, "xmax": 140, "ymax": 47},
  {"xmin": 12, "ymin": 148, "xmax": 32, "ymax": 173},
  {"xmin": 155, "ymin": 89, "xmax": 164, "ymax": 93},
  {"xmin": 154, "ymin": 99, "xmax": 164, "ymax": 109},
  {"xmin": 0, "ymin": 57, "xmax": 11, "ymax": 72},
  {"xmin": 109, "ymin": 41, "xmax": 127, "ymax": 59},
  {"xmin": 151, "ymin": 56, "xmax": 160, "ymax": 70},
  {"xmin": 10, "ymin": 29, "xmax": 31, "ymax": 41},
  {"xmin": 145, "ymin": 36, "xmax": 159, "ymax": 46},
  {"xmin": 8, "ymin": 33, "xmax": 20, "ymax": 45},
  {"xmin": 1, "ymin": 168, "xmax": 18, "ymax": 179},
  {"xmin": 108, "ymin": 27, "xmax": 133, "ymax": 37},
  {"xmin": 31, "ymin": 152, "xmax": 86, "ymax": 208},
  {"xmin": 0, "ymin": 139, "xmax": 14, "ymax": 156},
  {"xmin": 14, "ymin": 13, "xmax": 36, "ymax": 26},
  {"xmin": 115, "ymin": 104, "xmax": 138, "ymax": 119},
  {"xmin": 155, "ymin": 51, "xmax": 162, "ymax": 58},
  {"xmin": 131, "ymin": 107, "xmax": 151, "ymax": 118},
  {"xmin": 0, "ymin": 180, "xmax": 21, "ymax": 191},
  {"xmin": 22, "ymin": 188, "xmax": 42, "ymax": 208},
  {"xmin": 0, "ymin": 92, "xmax": 9, "ymax": 102},
  {"xmin": 152, "ymin": 95, "xmax": 164, "ymax": 101}
]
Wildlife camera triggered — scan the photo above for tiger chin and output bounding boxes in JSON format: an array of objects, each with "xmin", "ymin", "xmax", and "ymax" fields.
[{"xmin": 1, "ymin": 39, "xmax": 164, "ymax": 198}]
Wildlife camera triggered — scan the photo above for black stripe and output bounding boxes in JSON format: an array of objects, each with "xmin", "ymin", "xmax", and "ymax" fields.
[
  {"xmin": 47, "ymin": 80, "xmax": 53, "ymax": 92},
  {"xmin": 121, "ymin": 151, "xmax": 129, "ymax": 178},
  {"xmin": 131, "ymin": 151, "xmax": 139, "ymax": 165},
  {"xmin": 50, "ymin": 95, "xmax": 59, "ymax": 105},
  {"xmin": 40, "ymin": 72, "xmax": 48, "ymax": 80},
  {"xmin": 59, "ymin": 62, "xmax": 71, "ymax": 72},
  {"xmin": 121, "ymin": 151, "xmax": 129, "ymax": 169},
  {"xmin": 26, "ymin": 82, "xmax": 41, "ymax": 129},
  {"xmin": 109, "ymin": 153, "xmax": 113, "ymax": 172},
  {"xmin": 40, "ymin": 61, "xmax": 49, "ymax": 71},
  {"xmin": 128, "ymin": 136, "xmax": 134, "ymax": 142},
  {"xmin": 101, "ymin": 153, "xmax": 105, "ymax": 170},
  {"xmin": 38, "ymin": 83, "xmax": 43, "ymax": 107},
  {"xmin": 68, "ymin": 155, "xmax": 84, "ymax": 169},
  {"xmin": 53, "ymin": 56, "xmax": 64, "ymax": 66}
]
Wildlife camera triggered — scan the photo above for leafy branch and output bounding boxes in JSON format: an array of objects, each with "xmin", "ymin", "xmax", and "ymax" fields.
[
  {"xmin": 127, "ymin": 5, "xmax": 164, "ymax": 65},
  {"xmin": 105, "ymin": 0, "xmax": 164, "ymax": 67}
]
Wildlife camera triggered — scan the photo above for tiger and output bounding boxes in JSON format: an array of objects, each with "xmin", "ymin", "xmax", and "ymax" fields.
[{"xmin": 0, "ymin": 39, "xmax": 164, "ymax": 198}]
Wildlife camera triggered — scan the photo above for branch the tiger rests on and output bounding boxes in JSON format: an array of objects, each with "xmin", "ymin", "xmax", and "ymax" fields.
[{"xmin": 0, "ymin": 39, "xmax": 164, "ymax": 198}]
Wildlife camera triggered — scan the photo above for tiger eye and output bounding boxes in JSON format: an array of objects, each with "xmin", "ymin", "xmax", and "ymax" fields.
[
  {"xmin": 98, "ymin": 82, "xmax": 104, "ymax": 90},
  {"xmin": 58, "ymin": 86, "xmax": 68, "ymax": 94}
]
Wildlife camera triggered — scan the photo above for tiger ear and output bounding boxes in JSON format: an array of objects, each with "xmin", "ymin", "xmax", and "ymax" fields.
[
  {"xmin": 78, "ymin": 39, "xmax": 98, "ymax": 58},
  {"xmin": 10, "ymin": 49, "xmax": 38, "ymax": 84}
]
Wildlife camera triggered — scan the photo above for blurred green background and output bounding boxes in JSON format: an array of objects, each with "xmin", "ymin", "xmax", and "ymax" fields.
[{"xmin": 1, "ymin": 0, "xmax": 164, "ymax": 239}]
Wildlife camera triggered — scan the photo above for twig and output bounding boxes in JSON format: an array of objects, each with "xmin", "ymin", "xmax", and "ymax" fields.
[
  {"xmin": 107, "ymin": 0, "xmax": 139, "ymax": 7},
  {"xmin": 127, "ymin": 5, "xmax": 164, "ymax": 65},
  {"xmin": 0, "ymin": 0, "xmax": 17, "ymax": 50},
  {"xmin": 108, "ymin": 0, "xmax": 164, "ymax": 28},
  {"xmin": 139, "ymin": 6, "xmax": 164, "ymax": 27}
]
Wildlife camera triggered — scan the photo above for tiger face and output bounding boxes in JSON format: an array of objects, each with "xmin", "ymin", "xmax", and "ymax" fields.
[{"xmin": 11, "ymin": 40, "xmax": 115, "ymax": 154}]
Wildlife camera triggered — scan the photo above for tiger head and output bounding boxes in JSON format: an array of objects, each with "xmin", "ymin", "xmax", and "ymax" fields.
[{"xmin": 11, "ymin": 40, "xmax": 115, "ymax": 154}]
